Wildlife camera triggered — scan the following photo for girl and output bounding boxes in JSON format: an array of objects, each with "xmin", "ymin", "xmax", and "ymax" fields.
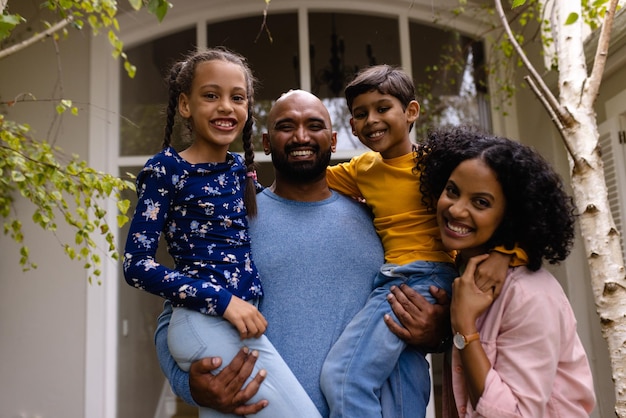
[
  {"xmin": 415, "ymin": 126, "xmax": 596, "ymax": 417},
  {"xmin": 123, "ymin": 47, "xmax": 320, "ymax": 418}
]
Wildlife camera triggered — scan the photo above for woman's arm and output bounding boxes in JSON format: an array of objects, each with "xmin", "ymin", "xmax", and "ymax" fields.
[
  {"xmin": 450, "ymin": 255, "xmax": 493, "ymax": 407},
  {"xmin": 461, "ymin": 268, "xmax": 569, "ymax": 417}
]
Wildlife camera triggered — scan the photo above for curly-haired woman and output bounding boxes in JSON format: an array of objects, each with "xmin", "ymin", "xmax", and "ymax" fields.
[{"xmin": 414, "ymin": 126, "xmax": 596, "ymax": 417}]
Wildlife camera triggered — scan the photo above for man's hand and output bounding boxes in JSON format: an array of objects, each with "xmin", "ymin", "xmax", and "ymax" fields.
[
  {"xmin": 189, "ymin": 347, "xmax": 268, "ymax": 414},
  {"xmin": 384, "ymin": 284, "xmax": 450, "ymax": 349}
]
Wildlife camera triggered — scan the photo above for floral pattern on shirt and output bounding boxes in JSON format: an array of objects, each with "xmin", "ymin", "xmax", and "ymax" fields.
[{"xmin": 123, "ymin": 147, "xmax": 262, "ymax": 316}]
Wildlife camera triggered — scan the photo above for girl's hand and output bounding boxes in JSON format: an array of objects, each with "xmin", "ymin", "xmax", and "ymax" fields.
[
  {"xmin": 223, "ymin": 297, "xmax": 268, "ymax": 339},
  {"xmin": 451, "ymin": 254, "xmax": 493, "ymax": 332},
  {"xmin": 474, "ymin": 251, "xmax": 511, "ymax": 298}
]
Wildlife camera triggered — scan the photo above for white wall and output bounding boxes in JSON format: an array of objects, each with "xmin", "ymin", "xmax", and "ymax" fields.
[{"xmin": 0, "ymin": 3, "xmax": 92, "ymax": 417}]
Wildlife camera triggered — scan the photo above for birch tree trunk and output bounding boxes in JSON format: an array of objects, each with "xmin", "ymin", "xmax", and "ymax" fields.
[{"xmin": 495, "ymin": 0, "xmax": 626, "ymax": 414}]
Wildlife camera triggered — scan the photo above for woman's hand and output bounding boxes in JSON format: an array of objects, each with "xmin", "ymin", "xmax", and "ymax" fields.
[
  {"xmin": 451, "ymin": 254, "xmax": 493, "ymax": 333},
  {"xmin": 223, "ymin": 296, "xmax": 268, "ymax": 339}
]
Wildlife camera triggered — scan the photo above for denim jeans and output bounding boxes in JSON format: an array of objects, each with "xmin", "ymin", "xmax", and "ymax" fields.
[
  {"xmin": 320, "ymin": 261, "xmax": 457, "ymax": 418},
  {"xmin": 168, "ymin": 306, "xmax": 322, "ymax": 418}
]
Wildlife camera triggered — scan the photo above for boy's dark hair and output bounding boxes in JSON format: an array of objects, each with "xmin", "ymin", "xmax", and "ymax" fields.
[
  {"xmin": 415, "ymin": 126, "xmax": 577, "ymax": 271},
  {"xmin": 345, "ymin": 64, "xmax": 416, "ymax": 113},
  {"xmin": 161, "ymin": 47, "xmax": 259, "ymax": 216}
]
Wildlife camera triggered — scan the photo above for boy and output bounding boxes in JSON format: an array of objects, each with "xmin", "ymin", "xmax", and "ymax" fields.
[{"xmin": 320, "ymin": 65, "xmax": 525, "ymax": 418}]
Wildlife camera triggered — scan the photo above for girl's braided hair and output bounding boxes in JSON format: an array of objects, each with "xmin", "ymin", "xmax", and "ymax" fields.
[{"xmin": 162, "ymin": 47, "xmax": 258, "ymax": 216}]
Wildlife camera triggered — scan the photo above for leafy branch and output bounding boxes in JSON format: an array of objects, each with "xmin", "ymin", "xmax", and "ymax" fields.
[
  {"xmin": 0, "ymin": 113, "xmax": 135, "ymax": 284},
  {"xmin": 0, "ymin": 1, "xmax": 171, "ymax": 283}
]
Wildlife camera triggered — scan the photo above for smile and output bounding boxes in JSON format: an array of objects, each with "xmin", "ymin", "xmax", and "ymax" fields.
[
  {"xmin": 446, "ymin": 220, "xmax": 472, "ymax": 235},
  {"xmin": 367, "ymin": 130, "xmax": 385, "ymax": 139},
  {"xmin": 213, "ymin": 119, "xmax": 236, "ymax": 128},
  {"xmin": 290, "ymin": 149, "xmax": 314, "ymax": 157}
]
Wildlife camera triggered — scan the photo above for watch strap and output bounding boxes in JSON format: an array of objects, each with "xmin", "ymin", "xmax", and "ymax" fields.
[{"xmin": 464, "ymin": 332, "xmax": 480, "ymax": 344}]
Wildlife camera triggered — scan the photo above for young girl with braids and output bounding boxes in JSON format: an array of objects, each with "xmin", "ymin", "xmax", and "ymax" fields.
[{"xmin": 123, "ymin": 48, "xmax": 321, "ymax": 418}]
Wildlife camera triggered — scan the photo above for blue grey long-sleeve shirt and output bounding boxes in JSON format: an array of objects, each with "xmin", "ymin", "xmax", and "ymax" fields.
[{"xmin": 155, "ymin": 189, "xmax": 384, "ymax": 416}]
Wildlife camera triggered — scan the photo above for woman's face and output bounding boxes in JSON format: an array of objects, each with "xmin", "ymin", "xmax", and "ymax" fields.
[{"xmin": 436, "ymin": 158, "xmax": 507, "ymax": 259}]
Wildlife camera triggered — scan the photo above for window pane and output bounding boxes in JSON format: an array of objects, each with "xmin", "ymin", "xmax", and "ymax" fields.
[
  {"xmin": 409, "ymin": 22, "xmax": 490, "ymax": 138},
  {"xmin": 309, "ymin": 13, "xmax": 401, "ymax": 151},
  {"xmin": 207, "ymin": 13, "xmax": 299, "ymax": 153},
  {"xmin": 120, "ymin": 29, "xmax": 196, "ymax": 156}
]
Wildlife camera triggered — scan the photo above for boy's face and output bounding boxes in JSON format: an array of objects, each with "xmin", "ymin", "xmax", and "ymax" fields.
[{"xmin": 349, "ymin": 90, "xmax": 419, "ymax": 159}]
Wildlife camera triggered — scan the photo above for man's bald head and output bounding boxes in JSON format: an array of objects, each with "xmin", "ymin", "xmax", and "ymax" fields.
[{"xmin": 268, "ymin": 89, "xmax": 332, "ymax": 129}]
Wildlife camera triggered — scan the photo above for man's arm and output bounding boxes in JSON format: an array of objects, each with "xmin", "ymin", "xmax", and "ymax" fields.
[
  {"xmin": 154, "ymin": 301, "xmax": 268, "ymax": 414},
  {"xmin": 384, "ymin": 284, "xmax": 451, "ymax": 351}
]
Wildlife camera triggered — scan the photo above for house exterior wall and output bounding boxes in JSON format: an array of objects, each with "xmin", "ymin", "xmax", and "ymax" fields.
[
  {"xmin": 0, "ymin": 1, "xmax": 620, "ymax": 417},
  {"xmin": 0, "ymin": 3, "xmax": 91, "ymax": 417}
]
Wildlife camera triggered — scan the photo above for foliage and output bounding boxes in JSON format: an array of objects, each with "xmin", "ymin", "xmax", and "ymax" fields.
[
  {"xmin": 0, "ymin": 114, "xmax": 134, "ymax": 284},
  {"xmin": 0, "ymin": 0, "xmax": 170, "ymax": 283}
]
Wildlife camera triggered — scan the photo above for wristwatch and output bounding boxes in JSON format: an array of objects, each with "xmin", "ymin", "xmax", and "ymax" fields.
[{"xmin": 453, "ymin": 332, "xmax": 480, "ymax": 350}]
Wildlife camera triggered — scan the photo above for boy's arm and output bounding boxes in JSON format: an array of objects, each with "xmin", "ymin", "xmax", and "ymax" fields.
[{"xmin": 326, "ymin": 160, "xmax": 362, "ymax": 198}]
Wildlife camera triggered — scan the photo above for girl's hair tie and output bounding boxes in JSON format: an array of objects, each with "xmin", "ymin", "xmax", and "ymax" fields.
[{"xmin": 246, "ymin": 170, "xmax": 257, "ymax": 181}]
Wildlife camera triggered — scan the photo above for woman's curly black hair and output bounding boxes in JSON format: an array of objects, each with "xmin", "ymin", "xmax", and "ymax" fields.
[{"xmin": 415, "ymin": 126, "xmax": 577, "ymax": 271}]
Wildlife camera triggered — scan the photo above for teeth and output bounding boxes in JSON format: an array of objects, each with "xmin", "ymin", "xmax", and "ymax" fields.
[
  {"xmin": 214, "ymin": 120, "xmax": 234, "ymax": 127},
  {"xmin": 290, "ymin": 150, "xmax": 313, "ymax": 157},
  {"xmin": 368, "ymin": 131, "xmax": 384, "ymax": 139},
  {"xmin": 447, "ymin": 221, "xmax": 470, "ymax": 235}
]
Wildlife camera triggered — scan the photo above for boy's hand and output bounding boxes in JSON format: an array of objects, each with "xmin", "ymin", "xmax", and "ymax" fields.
[
  {"xmin": 223, "ymin": 296, "xmax": 268, "ymax": 339},
  {"xmin": 474, "ymin": 251, "xmax": 511, "ymax": 298}
]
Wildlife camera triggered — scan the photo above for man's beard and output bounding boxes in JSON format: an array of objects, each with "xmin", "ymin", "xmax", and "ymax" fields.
[{"xmin": 271, "ymin": 147, "xmax": 333, "ymax": 182}]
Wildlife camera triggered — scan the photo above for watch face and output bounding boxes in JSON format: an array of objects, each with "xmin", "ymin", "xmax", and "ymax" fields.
[{"xmin": 453, "ymin": 333, "xmax": 466, "ymax": 350}]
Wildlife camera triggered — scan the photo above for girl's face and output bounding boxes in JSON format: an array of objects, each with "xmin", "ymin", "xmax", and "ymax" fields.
[
  {"xmin": 437, "ymin": 158, "xmax": 506, "ymax": 259},
  {"xmin": 178, "ymin": 60, "xmax": 249, "ymax": 159}
]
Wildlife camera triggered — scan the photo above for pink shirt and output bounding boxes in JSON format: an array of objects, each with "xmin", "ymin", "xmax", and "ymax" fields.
[{"xmin": 446, "ymin": 267, "xmax": 596, "ymax": 417}]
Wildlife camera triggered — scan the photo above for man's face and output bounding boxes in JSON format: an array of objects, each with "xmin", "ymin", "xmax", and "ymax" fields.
[{"xmin": 263, "ymin": 91, "xmax": 337, "ymax": 181}]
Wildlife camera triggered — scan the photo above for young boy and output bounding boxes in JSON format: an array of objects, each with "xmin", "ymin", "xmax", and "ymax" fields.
[{"xmin": 320, "ymin": 65, "xmax": 525, "ymax": 418}]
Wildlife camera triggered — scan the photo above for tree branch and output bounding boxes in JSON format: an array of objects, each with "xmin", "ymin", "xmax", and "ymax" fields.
[
  {"xmin": 524, "ymin": 75, "xmax": 576, "ymax": 159},
  {"xmin": 0, "ymin": 16, "xmax": 74, "ymax": 60},
  {"xmin": 493, "ymin": 0, "xmax": 569, "ymax": 123},
  {"xmin": 586, "ymin": 0, "xmax": 619, "ymax": 106}
]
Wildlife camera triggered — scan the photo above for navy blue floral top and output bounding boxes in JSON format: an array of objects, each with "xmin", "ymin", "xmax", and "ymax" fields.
[{"xmin": 123, "ymin": 147, "xmax": 262, "ymax": 316}]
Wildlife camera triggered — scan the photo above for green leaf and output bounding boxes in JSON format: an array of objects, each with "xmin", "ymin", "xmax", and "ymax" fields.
[
  {"xmin": 117, "ymin": 214, "xmax": 130, "ymax": 227},
  {"xmin": 0, "ymin": 13, "xmax": 25, "ymax": 41},
  {"xmin": 147, "ymin": 0, "xmax": 172, "ymax": 22},
  {"xmin": 11, "ymin": 171, "xmax": 26, "ymax": 182},
  {"xmin": 512, "ymin": 0, "xmax": 526, "ymax": 8},
  {"xmin": 565, "ymin": 12, "xmax": 579, "ymax": 25},
  {"xmin": 128, "ymin": 0, "xmax": 143, "ymax": 11}
]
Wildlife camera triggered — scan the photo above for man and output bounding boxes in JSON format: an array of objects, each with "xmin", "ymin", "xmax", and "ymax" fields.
[{"xmin": 154, "ymin": 90, "xmax": 448, "ymax": 416}]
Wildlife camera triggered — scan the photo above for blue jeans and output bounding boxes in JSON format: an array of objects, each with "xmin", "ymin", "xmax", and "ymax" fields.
[
  {"xmin": 320, "ymin": 261, "xmax": 456, "ymax": 418},
  {"xmin": 168, "ymin": 306, "xmax": 322, "ymax": 418}
]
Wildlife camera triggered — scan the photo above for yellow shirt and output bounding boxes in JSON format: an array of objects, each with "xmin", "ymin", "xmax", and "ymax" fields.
[
  {"xmin": 327, "ymin": 151, "xmax": 528, "ymax": 266},
  {"xmin": 327, "ymin": 151, "xmax": 454, "ymax": 265}
]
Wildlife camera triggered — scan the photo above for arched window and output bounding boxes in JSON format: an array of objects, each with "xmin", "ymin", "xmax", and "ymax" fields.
[{"xmin": 118, "ymin": 9, "xmax": 489, "ymax": 180}]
